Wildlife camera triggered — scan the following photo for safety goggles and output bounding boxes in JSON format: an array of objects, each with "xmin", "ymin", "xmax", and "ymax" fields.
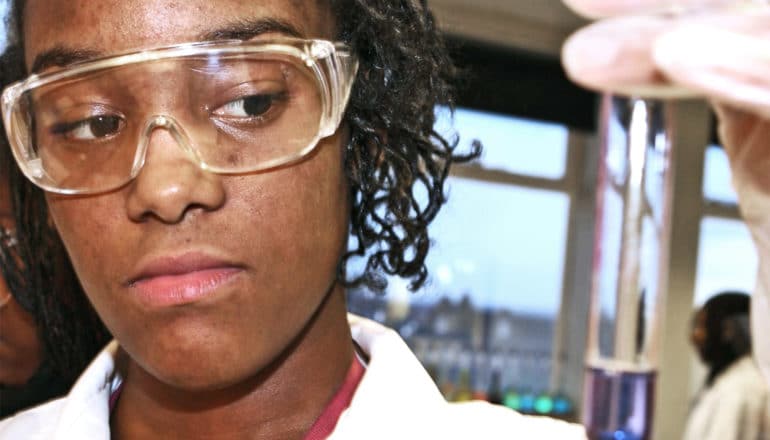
[{"xmin": 1, "ymin": 38, "xmax": 358, "ymax": 194}]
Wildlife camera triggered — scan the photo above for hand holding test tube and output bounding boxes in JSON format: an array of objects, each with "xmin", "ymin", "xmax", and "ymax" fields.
[{"xmin": 562, "ymin": 0, "xmax": 770, "ymax": 419}]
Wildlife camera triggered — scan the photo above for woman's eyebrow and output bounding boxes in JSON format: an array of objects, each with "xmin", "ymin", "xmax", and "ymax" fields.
[
  {"xmin": 31, "ymin": 47, "xmax": 103, "ymax": 74},
  {"xmin": 199, "ymin": 17, "xmax": 305, "ymax": 41}
]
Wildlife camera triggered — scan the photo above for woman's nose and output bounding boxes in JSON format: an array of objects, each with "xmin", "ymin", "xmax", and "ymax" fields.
[{"xmin": 125, "ymin": 122, "xmax": 225, "ymax": 223}]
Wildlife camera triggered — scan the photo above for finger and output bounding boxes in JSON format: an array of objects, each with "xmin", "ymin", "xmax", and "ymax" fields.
[
  {"xmin": 711, "ymin": 103, "xmax": 760, "ymax": 158},
  {"xmin": 705, "ymin": 102, "xmax": 770, "ymax": 224},
  {"xmin": 654, "ymin": 14, "xmax": 770, "ymax": 119},
  {"xmin": 562, "ymin": 0, "xmax": 737, "ymax": 19},
  {"xmin": 562, "ymin": 15, "xmax": 695, "ymax": 97},
  {"xmin": 710, "ymin": 103, "xmax": 767, "ymax": 180}
]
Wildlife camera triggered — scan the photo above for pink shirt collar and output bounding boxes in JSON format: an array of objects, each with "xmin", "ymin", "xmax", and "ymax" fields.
[
  {"xmin": 109, "ymin": 352, "xmax": 366, "ymax": 440},
  {"xmin": 303, "ymin": 353, "xmax": 366, "ymax": 440}
]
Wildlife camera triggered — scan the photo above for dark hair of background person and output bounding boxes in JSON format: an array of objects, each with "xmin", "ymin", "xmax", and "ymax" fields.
[
  {"xmin": 0, "ymin": 0, "xmax": 480, "ymax": 382},
  {"xmin": 698, "ymin": 291, "xmax": 752, "ymax": 386},
  {"xmin": 0, "ymin": 144, "xmax": 74, "ymax": 418},
  {"xmin": 0, "ymin": 104, "xmax": 111, "ymax": 387}
]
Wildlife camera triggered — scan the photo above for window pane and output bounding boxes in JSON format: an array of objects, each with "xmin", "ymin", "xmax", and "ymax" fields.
[
  {"xmin": 348, "ymin": 176, "xmax": 570, "ymax": 405},
  {"xmin": 420, "ymin": 177, "xmax": 568, "ymax": 315},
  {"xmin": 694, "ymin": 217, "xmax": 757, "ymax": 306},
  {"xmin": 436, "ymin": 107, "xmax": 568, "ymax": 180},
  {"xmin": 703, "ymin": 145, "xmax": 738, "ymax": 204},
  {"xmin": 0, "ymin": 3, "xmax": 7, "ymax": 52}
]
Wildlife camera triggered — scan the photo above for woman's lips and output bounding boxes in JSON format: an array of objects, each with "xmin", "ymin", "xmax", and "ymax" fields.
[{"xmin": 127, "ymin": 253, "xmax": 243, "ymax": 307}]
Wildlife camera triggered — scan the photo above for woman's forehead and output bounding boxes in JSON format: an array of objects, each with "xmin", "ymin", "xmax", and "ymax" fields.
[{"xmin": 23, "ymin": 0, "xmax": 335, "ymax": 69}]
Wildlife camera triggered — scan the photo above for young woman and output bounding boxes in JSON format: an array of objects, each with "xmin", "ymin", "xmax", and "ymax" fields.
[{"xmin": 0, "ymin": 1, "xmax": 584, "ymax": 438}]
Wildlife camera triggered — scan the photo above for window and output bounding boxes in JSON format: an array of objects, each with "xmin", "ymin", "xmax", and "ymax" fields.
[
  {"xmin": 695, "ymin": 217, "xmax": 756, "ymax": 306},
  {"xmin": 695, "ymin": 145, "xmax": 757, "ymax": 306},
  {"xmin": 0, "ymin": 3, "xmax": 7, "ymax": 53},
  {"xmin": 437, "ymin": 107, "xmax": 568, "ymax": 179},
  {"xmin": 702, "ymin": 145, "xmax": 738, "ymax": 205},
  {"xmin": 348, "ymin": 107, "xmax": 579, "ymax": 416}
]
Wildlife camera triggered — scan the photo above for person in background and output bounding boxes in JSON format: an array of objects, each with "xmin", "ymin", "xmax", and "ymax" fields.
[
  {"xmin": 0, "ymin": 170, "xmax": 48, "ymax": 417},
  {"xmin": 685, "ymin": 292, "xmax": 770, "ymax": 440},
  {"xmin": 0, "ymin": 153, "xmax": 108, "ymax": 418},
  {"xmin": 0, "ymin": 0, "xmax": 585, "ymax": 438}
]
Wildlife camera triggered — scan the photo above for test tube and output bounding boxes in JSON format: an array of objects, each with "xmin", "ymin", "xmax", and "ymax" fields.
[{"xmin": 582, "ymin": 95, "xmax": 673, "ymax": 440}]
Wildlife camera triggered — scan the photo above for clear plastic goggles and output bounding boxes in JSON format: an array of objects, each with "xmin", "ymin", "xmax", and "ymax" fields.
[{"xmin": 1, "ymin": 38, "xmax": 358, "ymax": 194}]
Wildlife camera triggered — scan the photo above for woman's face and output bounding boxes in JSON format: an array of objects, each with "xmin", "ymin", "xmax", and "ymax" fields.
[
  {"xmin": 691, "ymin": 309, "xmax": 708, "ymax": 362},
  {"xmin": 0, "ymin": 179, "xmax": 44, "ymax": 386},
  {"xmin": 23, "ymin": 0, "xmax": 350, "ymax": 390}
]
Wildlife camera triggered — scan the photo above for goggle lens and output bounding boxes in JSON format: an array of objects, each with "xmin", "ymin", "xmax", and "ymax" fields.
[{"xmin": 3, "ymin": 40, "xmax": 357, "ymax": 194}]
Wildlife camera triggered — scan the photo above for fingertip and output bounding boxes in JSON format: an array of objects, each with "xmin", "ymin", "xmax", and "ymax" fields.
[{"xmin": 561, "ymin": 24, "xmax": 623, "ymax": 91}]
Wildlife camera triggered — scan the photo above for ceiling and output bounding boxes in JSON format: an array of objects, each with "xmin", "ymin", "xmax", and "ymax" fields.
[{"xmin": 428, "ymin": 0, "xmax": 589, "ymax": 56}]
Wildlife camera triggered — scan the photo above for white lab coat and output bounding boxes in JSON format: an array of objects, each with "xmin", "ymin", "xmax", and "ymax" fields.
[
  {"xmin": 0, "ymin": 315, "xmax": 586, "ymax": 439},
  {"xmin": 683, "ymin": 356, "xmax": 770, "ymax": 440}
]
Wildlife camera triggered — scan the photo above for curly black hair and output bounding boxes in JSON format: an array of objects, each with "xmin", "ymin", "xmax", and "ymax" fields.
[{"xmin": 0, "ymin": 0, "xmax": 479, "ymax": 382}]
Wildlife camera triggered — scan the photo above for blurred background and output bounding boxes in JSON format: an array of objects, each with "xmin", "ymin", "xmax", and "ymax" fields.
[
  {"xmin": 0, "ymin": 1, "xmax": 755, "ymax": 439},
  {"xmin": 345, "ymin": 2, "xmax": 755, "ymax": 439}
]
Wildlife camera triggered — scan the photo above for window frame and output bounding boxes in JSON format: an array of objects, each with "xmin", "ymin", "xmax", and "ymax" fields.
[{"xmin": 446, "ymin": 37, "xmax": 600, "ymax": 410}]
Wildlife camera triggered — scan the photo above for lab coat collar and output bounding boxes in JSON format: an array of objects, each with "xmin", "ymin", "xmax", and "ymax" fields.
[
  {"xmin": 0, "ymin": 314, "xmax": 586, "ymax": 439},
  {"xmin": 0, "ymin": 315, "xmax": 442, "ymax": 439}
]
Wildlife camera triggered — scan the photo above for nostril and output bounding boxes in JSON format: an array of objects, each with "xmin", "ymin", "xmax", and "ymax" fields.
[
  {"xmin": 136, "ymin": 202, "xmax": 215, "ymax": 225},
  {"xmin": 126, "ymin": 114, "xmax": 226, "ymax": 224},
  {"xmin": 126, "ymin": 159, "xmax": 226, "ymax": 225}
]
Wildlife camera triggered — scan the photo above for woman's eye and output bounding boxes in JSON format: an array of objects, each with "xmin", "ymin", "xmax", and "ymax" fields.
[
  {"xmin": 52, "ymin": 115, "xmax": 124, "ymax": 140},
  {"xmin": 214, "ymin": 93, "xmax": 287, "ymax": 119}
]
